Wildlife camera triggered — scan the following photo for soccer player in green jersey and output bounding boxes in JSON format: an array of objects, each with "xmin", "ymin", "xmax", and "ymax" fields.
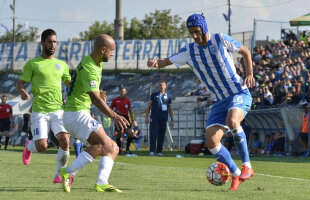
[
  {"xmin": 59, "ymin": 34, "xmax": 129, "ymax": 193},
  {"xmin": 16, "ymin": 29, "xmax": 74, "ymax": 185}
]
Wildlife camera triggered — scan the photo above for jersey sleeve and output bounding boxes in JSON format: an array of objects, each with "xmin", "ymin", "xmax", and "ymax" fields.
[
  {"xmin": 62, "ymin": 63, "xmax": 71, "ymax": 83},
  {"xmin": 128, "ymin": 99, "xmax": 132, "ymax": 109},
  {"xmin": 19, "ymin": 60, "xmax": 33, "ymax": 82},
  {"xmin": 9, "ymin": 105, "xmax": 12, "ymax": 114},
  {"xmin": 221, "ymin": 33, "xmax": 242, "ymax": 53},
  {"xmin": 80, "ymin": 67, "xmax": 100, "ymax": 93},
  {"xmin": 149, "ymin": 93, "xmax": 156, "ymax": 102},
  {"xmin": 167, "ymin": 95, "xmax": 172, "ymax": 105},
  {"xmin": 168, "ymin": 45, "xmax": 189, "ymax": 67}
]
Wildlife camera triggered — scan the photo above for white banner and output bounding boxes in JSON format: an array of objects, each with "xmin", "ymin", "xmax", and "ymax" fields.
[{"xmin": 0, "ymin": 31, "xmax": 252, "ymax": 71}]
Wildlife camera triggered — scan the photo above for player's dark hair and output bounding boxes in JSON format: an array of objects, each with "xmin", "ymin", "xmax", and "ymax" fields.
[
  {"xmin": 119, "ymin": 87, "xmax": 126, "ymax": 91},
  {"xmin": 1, "ymin": 95, "xmax": 6, "ymax": 98},
  {"xmin": 159, "ymin": 80, "xmax": 166, "ymax": 84},
  {"xmin": 41, "ymin": 29, "xmax": 56, "ymax": 42}
]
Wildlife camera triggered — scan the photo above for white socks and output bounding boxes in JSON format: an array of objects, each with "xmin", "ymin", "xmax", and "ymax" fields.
[
  {"xmin": 96, "ymin": 156, "xmax": 114, "ymax": 185},
  {"xmin": 66, "ymin": 151, "xmax": 94, "ymax": 174},
  {"xmin": 208, "ymin": 144, "xmax": 221, "ymax": 154},
  {"xmin": 55, "ymin": 147, "xmax": 70, "ymax": 177},
  {"xmin": 26, "ymin": 141, "xmax": 37, "ymax": 152},
  {"xmin": 242, "ymin": 162, "xmax": 252, "ymax": 168}
]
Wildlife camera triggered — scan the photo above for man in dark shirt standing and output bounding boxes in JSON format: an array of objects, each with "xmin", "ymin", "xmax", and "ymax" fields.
[
  {"xmin": 0, "ymin": 95, "xmax": 14, "ymax": 150},
  {"xmin": 145, "ymin": 80, "xmax": 174, "ymax": 156},
  {"xmin": 110, "ymin": 87, "xmax": 134, "ymax": 154}
]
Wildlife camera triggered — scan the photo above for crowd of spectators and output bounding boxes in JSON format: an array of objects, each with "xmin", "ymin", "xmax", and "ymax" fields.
[{"xmin": 236, "ymin": 29, "xmax": 310, "ymax": 109}]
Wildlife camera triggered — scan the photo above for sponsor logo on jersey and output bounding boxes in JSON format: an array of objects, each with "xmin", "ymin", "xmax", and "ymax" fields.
[
  {"xmin": 90, "ymin": 81, "xmax": 97, "ymax": 88},
  {"xmin": 210, "ymin": 45, "xmax": 217, "ymax": 54},
  {"xmin": 55, "ymin": 64, "xmax": 61, "ymax": 70}
]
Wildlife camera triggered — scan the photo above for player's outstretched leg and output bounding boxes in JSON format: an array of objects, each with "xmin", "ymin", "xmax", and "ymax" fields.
[
  {"xmin": 94, "ymin": 149, "xmax": 123, "ymax": 193},
  {"xmin": 54, "ymin": 132, "xmax": 70, "ymax": 184},
  {"xmin": 22, "ymin": 140, "xmax": 36, "ymax": 165},
  {"xmin": 208, "ymin": 143, "xmax": 243, "ymax": 191},
  {"xmin": 206, "ymin": 126, "xmax": 243, "ymax": 191},
  {"xmin": 60, "ymin": 168, "xmax": 71, "ymax": 192},
  {"xmin": 231, "ymin": 127, "xmax": 254, "ymax": 180},
  {"xmin": 93, "ymin": 130, "xmax": 122, "ymax": 193},
  {"xmin": 53, "ymin": 147, "xmax": 70, "ymax": 184}
]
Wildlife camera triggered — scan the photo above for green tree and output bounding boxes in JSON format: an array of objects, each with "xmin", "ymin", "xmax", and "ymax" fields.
[
  {"xmin": 0, "ymin": 24, "xmax": 39, "ymax": 42},
  {"xmin": 141, "ymin": 9, "xmax": 188, "ymax": 39},
  {"xmin": 77, "ymin": 9, "xmax": 188, "ymax": 41},
  {"xmin": 78, "ymin": 20, "xmax": 114, "ymax": 41}
]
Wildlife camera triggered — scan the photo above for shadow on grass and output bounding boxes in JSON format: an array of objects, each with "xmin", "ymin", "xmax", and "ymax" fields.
[
  {"xmin": 4, "ymin": 147, "xmax": 310, "ymax": 164},
  {"xmin": 120, "ymin": 150, "xmax": 310, "ymax": 164},
  {"xmin": 0, "ymin": 187, "xmax": 59, "ymax": 193}
]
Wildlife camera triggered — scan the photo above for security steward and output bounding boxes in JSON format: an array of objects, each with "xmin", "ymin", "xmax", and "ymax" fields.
[{"xmin": 145, "ymin": 80, "xmax": 174, "ymax": 156}]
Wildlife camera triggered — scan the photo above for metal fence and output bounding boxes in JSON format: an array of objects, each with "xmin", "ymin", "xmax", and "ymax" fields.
[{"xmin": 5, "ymin": 105, "xmax": 310, "ymax": 155}]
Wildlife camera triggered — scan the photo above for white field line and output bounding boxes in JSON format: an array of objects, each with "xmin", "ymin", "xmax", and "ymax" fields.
[
  {"xmin": 116, "ymin": 162, "xmax": 310, "ymax": 182},
  {"xmin": 255, "ymin": 173, "xmax": 310, "ymax": 182}
]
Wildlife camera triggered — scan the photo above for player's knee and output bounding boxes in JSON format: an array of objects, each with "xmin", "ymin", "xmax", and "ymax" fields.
[
  {"xmin": 226, "ymin": 118, "xmax": 239, "ymax": 130},
  {"xmin": 57, "ymin": 133, "xmax": 70, "ymax": 149},
  {"xmin": 206, "ymin": 140, "xmax": 218, "ymax": 149},
  {"xmin": 36, "ymin": 142, "xmax": 48, "ymax": 152},
  {"xmin": 205, "ymin": 132, "xmax": 218, "ymax": 149},
  {"xmin": 112, "ymin": 142, "xmax": 119, "ymax": 154}
]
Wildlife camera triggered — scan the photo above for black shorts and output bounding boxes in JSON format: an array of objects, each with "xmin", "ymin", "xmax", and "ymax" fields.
[
  {"xmin": 0, "ymin": 118, "xmax": 11, "ymax": 132},
  {"xmin": 299, "ymin": 132, "xmax": 308, "ymax": 145}
]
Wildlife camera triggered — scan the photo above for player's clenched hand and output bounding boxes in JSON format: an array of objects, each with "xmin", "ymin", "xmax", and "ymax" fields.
[
  {"xmin": 20, "ymin": 90, "xmax": 30, "ymax": 100},
  {"xmin": 243, "ymin": 75, "xmax": 255, "ymax": 88},
  {"xmin": 113, "ymin": 115, "xmax": 130, "ymax": 130},
  {"xmin": 147, "ymin": 58, "xmax": 158, "ymax": 68},
  {"xmin": 100, "ymin": 90, "xmax": 107, "ymax": 102}
]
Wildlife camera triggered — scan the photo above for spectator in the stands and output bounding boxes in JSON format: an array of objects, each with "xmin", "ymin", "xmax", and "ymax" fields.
[
  {"xmin": 264, "ymin": 134, "xmax": 275, "ymax": 155},
  {"xmin": 188, "ymin": 78, "xmax": 204, "ymax": 96},
  {"xmin": 263, "ymin": 86, "xmax": 274, "ymax": 105},
  {"xmin": 281, "ymin": 29, "xmax": 288, "ymax": 42},
  {"xmin": 274, "ymin": 131, "xmax": 286, "ymax": 156},
  {"xmin": 250, "ymin": 133, "xmax": 261, "ymax": 155}
]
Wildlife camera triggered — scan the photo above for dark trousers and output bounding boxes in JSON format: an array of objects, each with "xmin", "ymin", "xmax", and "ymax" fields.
[
  {"xmin": 150, "ymin": 118, "xmax": 167, "ymax": 153},
  {"xmin": 0, "ymin": 136, "xmax": 9, "ymax": 149}
]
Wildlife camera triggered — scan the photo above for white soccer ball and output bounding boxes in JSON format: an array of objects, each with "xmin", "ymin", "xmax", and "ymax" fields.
[{"xmin": 206, "ymin": 162, "xmax": 230, "ymax": 186}]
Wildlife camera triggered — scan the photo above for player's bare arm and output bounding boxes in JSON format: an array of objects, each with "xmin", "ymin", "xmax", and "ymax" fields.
[
  {"xmin": 145, "ymin": 101, "xmax": 152, "ymax": 124},
  {"xmin": 99, "ymin": 90, "xmax": 107, "ymax": 102},
  {"xmin": 147, "ymin": 58, "xmax": 173, "ymax": 69},
  {"xmin": 238, "ymin": 45, "xmax": 255, "ymax": 88},
  {"xmin": 16, "ymin": 79, "xmax": 30, "ymax": 100},
  {"xmin": 88, "ymin": 91, "xmax": 129, "ymax": 130}
]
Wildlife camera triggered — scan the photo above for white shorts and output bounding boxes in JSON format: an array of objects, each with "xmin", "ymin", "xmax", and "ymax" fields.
[
  {"xmin": 31, "ymin": 110, "xmax": 67, "ymax": 141},
  {"xmin": 63, "ymin": 110, "xmax": 102, "ymax": 146}
]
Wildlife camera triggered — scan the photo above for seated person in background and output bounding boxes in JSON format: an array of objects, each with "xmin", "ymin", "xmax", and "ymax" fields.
[
  {"xmin": 250, "ymin": 133, "xmax": 261, "ymax": 155},
  {"xmin": 126, "ymin": 120, "xmax": 143, "ymax": 153},
  {"xmin": 264, "ymin": 134, "xmax": 275, "ymax": 155},
  {"xmin": 274, "ymin": 131, "xmax": 285, "ymax": 156},
  {"xmin": 187, "ymin": 78, "xmax": 204, "ymax": 96}
]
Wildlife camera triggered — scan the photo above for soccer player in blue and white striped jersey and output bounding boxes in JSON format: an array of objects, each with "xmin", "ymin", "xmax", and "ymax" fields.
[{"xmin": 147, "ymin": 14, "xmax": 255, "ymax": 191}]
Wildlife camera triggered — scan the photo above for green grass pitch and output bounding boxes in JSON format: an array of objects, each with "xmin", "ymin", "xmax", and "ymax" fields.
[{"xmin": 0, "ymin": 147, "xmax": 309, "ymax": 200}]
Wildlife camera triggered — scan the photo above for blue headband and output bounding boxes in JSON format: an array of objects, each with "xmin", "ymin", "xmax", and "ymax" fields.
[{"xmin": 186, "ymin": 14, "xmax": 208, "ymax": 34}]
